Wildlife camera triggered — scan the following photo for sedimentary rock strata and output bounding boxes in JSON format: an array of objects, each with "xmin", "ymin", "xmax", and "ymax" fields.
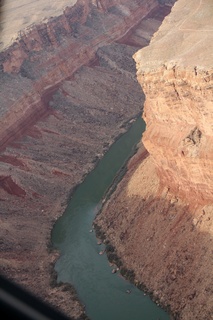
[
  {"xmin": 134, "ymin": 0, "xmax": 213, "ymax": 205},
  {"xmin": 0, "ymin": 0, "xmax": 171, "ymax": 318},
  {"xmin": 0, "ymin": 0, "xmax": 158, "ymax": 152},
  {"xmin": 96, "ymin": 0, "xmax": 213, "ymax": 319}
]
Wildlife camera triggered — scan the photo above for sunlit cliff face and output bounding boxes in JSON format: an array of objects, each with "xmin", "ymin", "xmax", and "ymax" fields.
[
  {"xmin": 96, "ymin": 3, "xmax": 213, "ymax": 319},
  {"xmin": 134, "ymin": 0, "xmax": 213, "ymax": 206}
]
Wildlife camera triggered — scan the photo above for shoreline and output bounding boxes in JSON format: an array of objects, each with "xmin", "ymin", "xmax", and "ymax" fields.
[
  {"xmin": 94, "ymin": 151, "xmax": 213, "ymax": 319},
  {"xmin": 94, "ymin": 223, "xmax": 174, "ymax": 317},
  {"xmin": 49, "ymin": 115, "xmax": 142, "ymax": 318},
  {"xmin": 93, "ymin": 144, "xmax": 174, "ymax": 319}
]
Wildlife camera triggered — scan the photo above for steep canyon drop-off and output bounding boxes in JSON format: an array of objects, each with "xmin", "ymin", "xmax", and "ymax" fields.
[
  {"xmin": 0, "ymin": 0, "xmax": 172, "ymax": 318},
  {"xmin": 96, "ymin": 0, "xmax": 213, "ymax": 319},
  {"xmin": 0, "ymin": 0, "xmax": 212, "ymax": 319}
]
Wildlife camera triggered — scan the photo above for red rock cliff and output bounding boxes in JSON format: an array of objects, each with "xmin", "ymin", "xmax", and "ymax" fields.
[
  {"xmin": 0, "ymin": 0, "xmax": 158, "ymax": 152},
  {"xmin": 134, "ymin": 0, "xmax": 213, "ymax": 206},
  {"xmin": 95, "ymin": 1, "xmax": 213, "ymax": 319},
  {"xmin": 0, "ymin": 0, "xmax": 167, "ymax": 318},
  {"xmin": 0, "ymin": 0, "xmax": 157, "ymax": 74}
]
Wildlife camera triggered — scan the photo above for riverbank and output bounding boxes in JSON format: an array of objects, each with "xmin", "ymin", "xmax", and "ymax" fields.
[
  {"xmin": 0, "ymin": 53, "xmax": 143, "ymax": 318},
  {"xmin": 95, "ymin": 150, "xmax": 213, "ymax": 319},
  {"xmin": 52, "ymin": 118, "xmax": 170, "ymax": 320},
  {"xmin": 94, "ymin": 144, "xmax": 174, "ymax": 316},
  {"xmin": 0, "ymin": 2, "xmax": 173, "ymax": 318}
]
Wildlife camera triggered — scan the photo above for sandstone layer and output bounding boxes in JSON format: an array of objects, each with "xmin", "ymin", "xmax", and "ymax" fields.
[
  {"xmin": 134, "ymin": 0, "xmax": 213, "ymax": 205},
  {"xmin": 96, "ymin": 0, "xmax": 213, "ymax": 319},
  {"xmin": 0, "ymin": 0, "xmax": 172, "ymax": 318}
]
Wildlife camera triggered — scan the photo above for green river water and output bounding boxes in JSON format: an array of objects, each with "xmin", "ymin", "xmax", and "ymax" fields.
[{"xmin": 52, "ymin": 117, "xmax": 169, "ymax": 320}]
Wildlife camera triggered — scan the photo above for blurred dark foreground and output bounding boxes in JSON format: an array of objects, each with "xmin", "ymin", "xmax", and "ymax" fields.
[{"xmin": 0, "ymin": 274, "xmax": 72, "ymax": 320}]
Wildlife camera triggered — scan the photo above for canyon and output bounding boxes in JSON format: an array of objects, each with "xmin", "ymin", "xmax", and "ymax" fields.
[
  {"xmin": 96, "ymin": 0, "xmax": 213, "ymax": 319},
  {"xmin": 0, "ymin": 0, "xmax": 212, "ymax": 319},
  {"xmin": 0, "ymin": 0, "xmax": 172, "ymax": 319}
]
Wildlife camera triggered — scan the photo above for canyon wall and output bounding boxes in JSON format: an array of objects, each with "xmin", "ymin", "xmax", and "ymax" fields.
[
  {"xmin": 96, "ymin": 0, "xmax": 213, "ymax": 319},
  {"xmin": 0, "ymin": 0, "xmax": 158, "ymax": 152},
  {"xmin": 0, "ymin": 0, "xmax": 78, "ymax": 50},
  {"xmin": 0, "ymin": 0, "xmax": 157, "ymax": 73},
  {"xmin": 0, "ymin": 0, "xmax": 169, "ymax": 318},
  {"xmin": 134, "ymin": 0, "xmax": 213, "ymax": 206}
]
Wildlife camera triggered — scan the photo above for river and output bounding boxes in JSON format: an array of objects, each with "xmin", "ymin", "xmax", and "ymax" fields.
[{"xmin": 51, "ymin": 117, "xmax": 169, "ymax": 320}]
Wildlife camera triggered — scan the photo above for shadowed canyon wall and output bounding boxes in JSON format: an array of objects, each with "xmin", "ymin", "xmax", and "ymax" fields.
[
  {"xmin": 0, "ymin": 0, "xmax": 173, "ymax": 318},
  {"xmin": 96, "ymin": 0, "xmax": 213, "ymax": 319}
]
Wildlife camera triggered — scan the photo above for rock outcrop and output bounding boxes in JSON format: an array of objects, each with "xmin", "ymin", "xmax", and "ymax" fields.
[
  {"xmin": 134, "ymin": 0, "xmax": 213, "ymax": 206},
  {"xmin": 96, "ymin": 0, "xmax": 213, "ymax": 319}
]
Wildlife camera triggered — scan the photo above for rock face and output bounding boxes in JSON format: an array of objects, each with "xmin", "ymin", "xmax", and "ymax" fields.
[
  {"xmin": 96, "ymin": 0, "xmax": 213, "ymax": 319},
  {"xmin": 134, "ymin": 0, "xmax": 213, "ymax": 206},
  {"xmin": 0, "ymin": 0, "xmax": 78, "ymax": 50},
  {"xmin": 0, "ymin": 0, "xmax": 158, "ymax": 151},
  {"xmin": 0, "ymin": 0, "xmax": 171, "ymax": 318},
  {"xmin": 0, "ymin": 0, "xmax": 157, "ymax": 73}
]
